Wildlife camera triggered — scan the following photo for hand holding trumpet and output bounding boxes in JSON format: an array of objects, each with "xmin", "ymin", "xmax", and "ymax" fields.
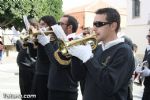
[
  {"xmin": 68, "ymin": 44, "xmax": 94, "ymax": 63},
  {"xmin": 37, "ymin": 29, "xmax": 51, "ymax": 46},
  {"xmin": 135, "ymin": 61, "xmax": 150, "ymax": 77}
]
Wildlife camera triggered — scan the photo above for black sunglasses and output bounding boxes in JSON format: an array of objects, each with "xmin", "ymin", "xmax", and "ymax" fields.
[
  {"xmin": 93, "ymin": 21, "xmax": 112, "ymax": 27},
  {"xmin": 146, "ymin": 35, "xmax": 150, "ymax": 39}
]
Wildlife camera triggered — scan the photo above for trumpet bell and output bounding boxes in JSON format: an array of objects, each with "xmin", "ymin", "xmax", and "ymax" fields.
[{"xmin": 85, "ymin": 38, "xmax": 97, "ymax": 50}]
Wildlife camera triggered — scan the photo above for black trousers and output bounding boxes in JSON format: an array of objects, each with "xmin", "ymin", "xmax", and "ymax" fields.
[
  {"xmin": 127, "ymin": 81, "xmax": 133, "ymax": 100},
  {"xmin": 31, "ymin": 74, "xmax": 48, "ymax": 100},
  {"xmin": 142, "ymin": 86, "xmax": 150, "ymax": 100},
  {"xmin": 19, "ymin": 66, "xmax": 34, "ymax": 100},
  {"xmin": 48, "ymin": 90, "xmax": 78, "ymax": 100}
]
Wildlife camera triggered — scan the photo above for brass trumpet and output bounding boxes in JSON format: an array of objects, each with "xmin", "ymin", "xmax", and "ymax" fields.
[
  {"xmin": 20, "ymin": 27, "xmax": 55, "ymax": 47},
  {"xmin": 58, "ymin": 33, "xmax": 97, "ymax": 56},
  {"xmin": 29, "ymin": 27, "xmax": 54, "ymax": 37}
]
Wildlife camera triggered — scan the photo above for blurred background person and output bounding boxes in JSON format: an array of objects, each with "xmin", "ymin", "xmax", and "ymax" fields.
[
  {"xmin": 140, "ymin": 29, "xmax": 150, "ymax": 100},
  {"xmin": 0, "ymin": 36, "xmax": 4, "ymax": 64},
  {"xmin": 16, "ymin": 16, "xmax": 38, "ymax": 100}
]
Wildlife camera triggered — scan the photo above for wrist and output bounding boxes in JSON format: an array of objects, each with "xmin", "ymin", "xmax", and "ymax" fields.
[{"xmin": 83, "ymin": 53, "xmax": 93, "ymax": 63}]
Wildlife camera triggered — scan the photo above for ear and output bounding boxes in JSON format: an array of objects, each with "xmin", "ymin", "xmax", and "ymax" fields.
[
  {"xmin": 110, "ymin": 22, "xmax": 117, "ymax": 32},
  {"xmin": 67, "ymin": 25, "xmax": 73, "ymax": 33},
  {"xmin": 67, "ymin": 25, "xmax": 72, "ymax": 29}
]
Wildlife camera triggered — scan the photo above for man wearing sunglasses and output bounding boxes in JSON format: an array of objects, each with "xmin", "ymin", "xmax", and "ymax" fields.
[{"xmin": 68, "ymin": 8, "xmax": 135, "ymax": 100}]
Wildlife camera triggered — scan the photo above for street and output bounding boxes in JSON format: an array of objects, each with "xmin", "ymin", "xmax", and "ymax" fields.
[{"xmin": 0, "ymin": 52, "xmax": 144, "ymax": 100}]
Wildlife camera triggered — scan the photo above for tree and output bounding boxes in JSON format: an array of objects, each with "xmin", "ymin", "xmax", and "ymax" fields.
[{"xmin": 0, "ymin": 0, "xmax": 63, "ymax": 29}]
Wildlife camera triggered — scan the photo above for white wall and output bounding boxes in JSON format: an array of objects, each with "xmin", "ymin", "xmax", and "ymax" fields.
[
  {"xmin": 124, "ymin": 25, "xmax": 149, "ymax": 54},
  {"xmin": 127, "ymin": 0, "xmax": 150, "ymax": 25},
  {"xmin": 84, "ymin": 12, "xmax": 95, "ymax": 27},
  {"xmin": 125, "ymin": 0, "xmax": 150, "ymax": 54}
]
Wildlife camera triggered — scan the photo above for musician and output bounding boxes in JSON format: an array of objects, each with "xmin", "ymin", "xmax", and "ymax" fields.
[
  {"xmin": 140, "ymin": 29, "xmax": 150, "ymax": 100},
  {"xmin": 37, "ymin": 15, "xmax": 78, "ymax": 100},
  {"xmin": 68, "ymin": 8, "xmax": 135, "ymax": 100},
  {"xmin": 16, "ymin": 38, "xmax": 37, "ymax": 100},
  {"xmin": 0, "ymin": 37, "xmax": 4, "ymax": 64},
  {"xmin": 31, "ymin": 15, "xmax": 57, "ymax": 100},
  {"xmin": 16, "ymin": 17, "xmax": 37, "ymax": 100}
]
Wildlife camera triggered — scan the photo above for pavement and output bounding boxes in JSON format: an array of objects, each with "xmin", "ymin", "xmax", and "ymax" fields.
[{"xmin": 0, "ymin": 51, "xmax": 144, "ymax": 100}]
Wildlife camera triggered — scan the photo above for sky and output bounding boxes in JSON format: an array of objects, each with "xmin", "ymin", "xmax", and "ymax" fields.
[{"xmin": 62, "ymin": 0, "xmax": 127, "ymax": 11}]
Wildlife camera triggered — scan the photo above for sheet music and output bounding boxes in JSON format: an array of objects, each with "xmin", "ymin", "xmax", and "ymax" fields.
[
  {"xmin": 11, "ymin": 26, "xmax": 19, "ymax": 36},
  {"xmin": 23, "ymin": 15, "xmax": 30, "ymax": 31},
  {"xmin": 51, "ymin": 24, "xmax": 68, "ymax": 41}
]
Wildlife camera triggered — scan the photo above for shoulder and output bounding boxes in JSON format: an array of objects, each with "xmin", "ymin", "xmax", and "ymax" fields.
[
  {"xmin": 114, "ymin": 43, "xmax": 134, "ymax": 60},
  {"xmin": 117, "ymin": 42, "xmax": 133, "ymax": 53}
]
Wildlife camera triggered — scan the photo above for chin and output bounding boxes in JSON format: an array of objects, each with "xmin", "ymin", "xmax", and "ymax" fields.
[{"xmin": 96, "ymin": 37, "xmax": 102, "ymax": 42}]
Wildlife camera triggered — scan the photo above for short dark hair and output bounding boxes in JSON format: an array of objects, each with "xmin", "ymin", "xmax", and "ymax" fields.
[
  {"xmin": 96, "ymin": 8, "xmax": 120, "ymax": 33},
  {"xmin": 63, "ymin": 15, "xmax": 78, "ymax": 33},
  {"xmin": 39, "ymin": 15, "xmax": 57, "ymax": 27}
]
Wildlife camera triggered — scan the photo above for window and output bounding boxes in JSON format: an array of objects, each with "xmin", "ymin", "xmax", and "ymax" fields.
[{"xmin": 132, "ymin": 0, "xmax": 140, "ymax": 17}]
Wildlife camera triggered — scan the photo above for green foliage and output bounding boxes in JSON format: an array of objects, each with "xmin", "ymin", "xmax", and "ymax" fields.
[{"xmin": 0, "ymin": 0, "xmax": 63, "ymax": 29}]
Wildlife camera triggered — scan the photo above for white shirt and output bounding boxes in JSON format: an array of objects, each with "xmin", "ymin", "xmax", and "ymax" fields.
[
  {"xmin": 101, "ymin": 38, "xmax": 124, "ymax": 51},
  {"xmin": 146, "ymin": 45, "xmax": 150, "ymax": 51},
  {"xmin": 67, "ymin": 33, "xmax": 82, "ymax": 41}
]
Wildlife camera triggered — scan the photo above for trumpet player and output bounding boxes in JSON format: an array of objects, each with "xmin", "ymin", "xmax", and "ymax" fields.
[
  {"xmin": 135, "ymin": 29, "xmax": 150, "ymax": 100},
  {"xmin": 37, "ymin": 15, "xmax": 79, "ymax": 100},
  {"xmin": 68, "ymin": 8, "xmax": 135, "ymax": 100},
  {"xmin": 31, "ymin": 15, "xmax": 57, "ymax": 100},
  {"xmin": 15, "ymin": 16, "xmax": 37, "ymax": 100}
]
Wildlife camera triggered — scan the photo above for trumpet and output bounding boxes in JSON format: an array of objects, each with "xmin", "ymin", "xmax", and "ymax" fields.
[
  {"xmin": 20, "ymin": 27, "xmax": 54, "ymax": 40},
  {"xmin": 29, "ymin": 27, "xmax": 54, "ymax": 37},
  {"xmin": 21, "ymin": 26, "xmax": 56, "ymax": 47},
  {"xmin": 57, "ymin": 33, "xmax": 97, "ymax": 56}
]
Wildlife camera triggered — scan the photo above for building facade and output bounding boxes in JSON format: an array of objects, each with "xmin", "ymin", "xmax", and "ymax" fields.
[
  {"xmin": 124, "ymin": 0, "xmax": 150, "ymax": 54},
  {"xmin": 64, "ymin": 0, "xmax": 127, "ymax": 34}
]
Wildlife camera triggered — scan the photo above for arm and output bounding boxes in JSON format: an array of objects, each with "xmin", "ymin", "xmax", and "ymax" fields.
[
  {"xmin": 44, "ymin": 42, "xmax": 69, "ymax": 67},
  {"xmin": 28, "ymin": 43, "xmax": 37, "ymax": 59},
  {"xmin": 16, "ymin": 40, "xmax": 22, "ymax": 52},
  {"xmin": 140, "ymin": 49, "xmax": 150, "ymax": 77},
  {"xmin": 71, "ymin": 56, "xmax": 86, "ymax": 81},
  {"xmin": 37, "ymin": 32, "xmax": 70, "ymax": 67},
  {"xmin": 85, "ymin": 48, "xmax": 134, "ymax": 95},
  {"xmin": 143, "ymin": 49, "xmax": 147, "ymax": 61}
]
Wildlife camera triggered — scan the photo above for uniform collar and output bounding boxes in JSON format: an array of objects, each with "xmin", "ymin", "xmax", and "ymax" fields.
[
  {"xmin": 101, "ymin": 38, "xmax": 124, "ymax": 51},
  {"xmin": 146, "ymin": 44, "xmax": 150, "ymax": 51}
]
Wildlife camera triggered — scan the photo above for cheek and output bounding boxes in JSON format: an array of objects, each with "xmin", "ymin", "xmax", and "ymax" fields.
[
  {"xmin": 62, "ymin": 26, "xmax": 66, "ymax": 31},
  {"xmin": 96, "ymin": 29, "xmax": 105, "ymax": 38}
]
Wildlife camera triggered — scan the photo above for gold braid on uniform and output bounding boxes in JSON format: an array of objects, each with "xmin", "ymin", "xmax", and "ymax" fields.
[{"xmin": 54, "ymin": 50, "xmax": 71, "ymax": 65}]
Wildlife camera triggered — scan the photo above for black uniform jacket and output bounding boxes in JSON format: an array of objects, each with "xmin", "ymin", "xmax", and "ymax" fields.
[
  {"xmin": 36, "ymin": 43, "xmax": 50, "ymax": 75},
  {"xmin": 44, "ymin": 42, "xmax": 78, "ymax": 92},
  {"xmin": 71, "ymin": 42, "xmax": 135, "ymax": 100},
  {"xmin": 17, "ymin": 41, "xmax": 37, "ymax": 70},
  {"xmin": 143, "ymin": 49, "xmax": 150, "ymax": 87}
]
